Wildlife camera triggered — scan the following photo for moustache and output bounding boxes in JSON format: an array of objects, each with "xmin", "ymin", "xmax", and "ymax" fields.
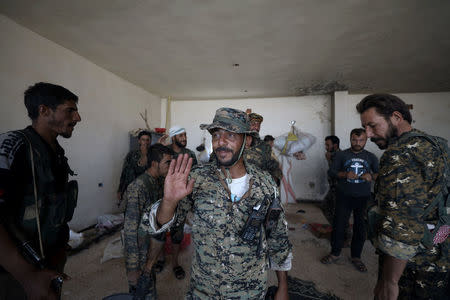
[{"xmin": 215, "ymin": 147, "xmax": 233, "ymax": 153}]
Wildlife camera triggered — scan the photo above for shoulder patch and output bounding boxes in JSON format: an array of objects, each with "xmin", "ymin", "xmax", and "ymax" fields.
[{"xmin": 0, "ymin": 131, "xmax": 25, "ymax": 170}]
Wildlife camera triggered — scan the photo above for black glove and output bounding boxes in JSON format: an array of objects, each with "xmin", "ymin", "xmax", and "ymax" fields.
[{"xmin": 133, "ymin": 270, "xmax": 156, "ymax": 300}]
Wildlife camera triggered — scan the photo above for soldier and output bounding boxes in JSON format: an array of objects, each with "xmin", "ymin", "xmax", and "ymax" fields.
[
  {"xmin": 324, "ymin": 135, "xmax": 341, "ymax": 166},
  {"xmin": 357, "ymin": 94, "xmax": 449, "ymax": 299},
  {"xmin": 321, "ymin": 135, "xmax": 342, "ymax": 225},
  {"xmin": 117, "ymin": 130, "xmax": 152, "ymax": 204},
  {"xmin": 155, "ymin": 126, "xmax": 198, "ymax": 280},
  {"xmin": 246, "ymin": 113, "xmax": 283, "ymax": 185},
  {"xmin": 263, "ymin": 135, "xmax": 275, "ymax": 148},
  {"xmin": 321, "ymin": 129, "xmax": 379, "ymax": 273},
  {"xmin": 0, "ymin": 82, "xmax": 81, "ymax": 299},
  {"xmin": 123, "ymin": 143, "xmax": 174, "ymax": 298},
  {"xmin": 141, "ymin": 108, "xmax": 292, "ymax": 299},
  {"xmin": 168, "ymin": 125, "xmax": 198, "ymax": 166}
]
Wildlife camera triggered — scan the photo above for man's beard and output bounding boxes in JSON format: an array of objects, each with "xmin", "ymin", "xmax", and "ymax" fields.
[
  {"xmin": 371, "ymin": 120, "xmax": 398, "ymax": 150},
  {"xmin": 48, "ymin": 117, "xmax": 74, "ymax": 138},
  {"xmin": 351, "ymin": 145, "xmax": 363, "ymax": 152},
  {"xmin": 215, "ymin": 147, "xmax": 241, "ymax": 167},
  {"xmin": 175, "ymin": 140, "xmax": 186, "ymax": 148}
]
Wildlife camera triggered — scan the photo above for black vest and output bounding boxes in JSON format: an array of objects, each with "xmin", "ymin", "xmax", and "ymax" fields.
[{"xmin": 17, "ymin": 127, "xmax": 75, "ymax": 251}]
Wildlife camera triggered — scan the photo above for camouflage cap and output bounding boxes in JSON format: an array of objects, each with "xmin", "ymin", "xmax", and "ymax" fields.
[
  {"xmin": 249, "ymin": 112, "xmax": 263, "ymax": 123},
  {"xmin": 200, "ymin": 108, "xmax": 258, "ymax": 136}
]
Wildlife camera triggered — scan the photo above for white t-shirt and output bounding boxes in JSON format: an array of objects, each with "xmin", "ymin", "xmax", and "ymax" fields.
[{"xmin": 228, "ymin": 173, "xmax": 249, "ymax": 202}]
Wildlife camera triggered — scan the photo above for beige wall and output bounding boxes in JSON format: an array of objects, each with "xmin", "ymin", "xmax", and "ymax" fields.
[
  {"xmin": 335, "ymin": 91, "xmax": 450, "ymax": 159},
  {"xmin": 170, "ymin": 96, "xmax": 332, "ymax": 201},
  {"xmin": 0, "ymin": 15, "xmax": 161, "ymax": 230}
]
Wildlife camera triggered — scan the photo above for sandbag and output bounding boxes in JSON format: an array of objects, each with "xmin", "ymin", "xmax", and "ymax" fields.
[{"xmin": 274, "ymin": 126, "xmax": 316, "ymax": 156}]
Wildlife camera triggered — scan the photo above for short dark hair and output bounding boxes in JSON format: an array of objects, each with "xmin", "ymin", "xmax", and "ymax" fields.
[
  {"xmin": 138, "ymin": 130, "xmax": 152, "ymax": 140},
  {"xmin": 24, "ymin": 82, "xmax": 78, "ymax": 120},
  {"xmin": 263, "ymin": 135, "xmax": 275, "ymax": 142},
  {"xmin": 147, "ymin": 143, "xmax": 174, "ymax": 164},
  {"xmin": 325, "ymin": 135, "xmax": 340, "ymax": 147},
  {"xmin": 350, "ymin": 128, "xmax": 366, "ymax": 137},
  {"xmin": 356, "ymin": 93, "xmax": 412, "ymax": 124}
]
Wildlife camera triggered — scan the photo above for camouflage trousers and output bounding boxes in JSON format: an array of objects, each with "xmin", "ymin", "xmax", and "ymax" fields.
[
  {"xmin": 378, "ymin": 254, "xmax": 449, "ymax": 300},
  {"xmin": 129, "ymin": 269, "xmax": 157, "ymax": 300}
]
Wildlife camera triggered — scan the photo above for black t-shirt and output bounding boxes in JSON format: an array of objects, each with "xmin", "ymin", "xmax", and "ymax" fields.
[{"xmin": 328, "ymin": 148, "xmax": 379, "ymax": 197}]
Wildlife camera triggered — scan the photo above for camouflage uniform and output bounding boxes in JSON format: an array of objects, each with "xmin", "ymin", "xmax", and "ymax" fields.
[
  {"xmin": 142, "ymin": 161, "xmax": 292, "ymax": 299},
  {"xmin": 374, "ymin": 129, "xmax": 449, "ymax": 299},
  {"xmin": 141, "ymin": 108, "xmax": 292, "ymax": 299},
  {"xmin": 245, "ymin": 137, "xmax": 283, "ymax": 185},
  {"xmin": 321, "ymin": 149, "xmax": 341, "ymax": 225},
  {"xmin": 118, "ymin": 150, "xmax": 148, "ymax": 198},
  {"xmin": 173, "ymin": 147, "xmax": 198, "ymax": 167},
  {"xmin": 123, "ymin": 173, "xmax": 163, "ymax": 286}
]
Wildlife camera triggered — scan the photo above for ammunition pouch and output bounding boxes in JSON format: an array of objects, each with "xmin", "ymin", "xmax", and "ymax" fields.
[{"xmin": 265, "ymin": 197, "xmax": 282, "ymax": 238}]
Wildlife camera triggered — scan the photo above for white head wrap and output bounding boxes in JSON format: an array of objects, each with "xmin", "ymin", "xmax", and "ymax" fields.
[{"xmin": 169, "ymin": 126, "xmax": 186, "ymax": 138}]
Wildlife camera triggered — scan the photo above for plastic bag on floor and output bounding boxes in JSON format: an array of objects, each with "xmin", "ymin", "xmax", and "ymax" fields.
[
  {"xmin": 68, "ymin": 229, "xmax": 84, "ymax": 249},
  {"xmin": 96, "ymin": 213, "xmax": 124, "ymax": 230},
  {"xmin": 101, "ymin": 235, "xmax": 124, "ymax": 263}
]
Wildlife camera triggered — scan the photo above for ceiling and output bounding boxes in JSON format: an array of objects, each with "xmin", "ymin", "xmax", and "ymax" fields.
[{"xmin": 1, "ymin": 1, "xmax": 450, "ymax": 99}]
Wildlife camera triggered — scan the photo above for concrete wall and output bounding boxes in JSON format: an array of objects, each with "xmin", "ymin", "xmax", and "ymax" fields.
[
  {"xmin": 335, "ymin": 91, "xmax": 450, "ymax": 159},
  {"xmin": 170, "ymin": 96, "xmax": 332, "ymax": 201},
  {"xmin": 0, "ymin": 16, "xmax": 161, "ymax": 230}
]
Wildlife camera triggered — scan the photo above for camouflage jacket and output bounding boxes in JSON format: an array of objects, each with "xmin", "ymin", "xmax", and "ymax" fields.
[
  {"xmin": 141, "ymin": 160, "xmax": 292, "ymax": 299},
  {"xmin": 118, "ymin": 150, "xmax": 148, "ymax": 196},
  {"xmin": 327, "ymin": 148, "xmax": 341, "ymax": 187},
  {"xmin": 245, "ymin": 137, "xmax": 283, "ymax": 183},
  {"xmin": 375, "ymin": 129, "xmax": 449, "ymax": 271},
  {"xmin": 123, "ymin": 172, "xmax": 163, "ymax": 273},
  {"xmin": 172, "ymin": 146, "xmax": 198, "ymax": 166}
]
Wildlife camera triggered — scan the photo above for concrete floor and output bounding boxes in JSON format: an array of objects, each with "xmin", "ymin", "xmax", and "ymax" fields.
[{"xmin": 62, "ymin": 203, "xmax": 378, "ymax": 300}]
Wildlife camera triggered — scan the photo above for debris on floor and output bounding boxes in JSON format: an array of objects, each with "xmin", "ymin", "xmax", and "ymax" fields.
[
  {"xmin": 68, "ymin": 213, "xmax": 124, "ymax": 255},
  {"xmin": 68, "ymin": 229, "xmax": 84, "ymax": 249},
  {"xmin": 101, "ymin": 236, "xmax": 124, "ymax": 264},
  {"xmin": 267, "ymin": 276, "xmax": 341, "ymax": 300}
]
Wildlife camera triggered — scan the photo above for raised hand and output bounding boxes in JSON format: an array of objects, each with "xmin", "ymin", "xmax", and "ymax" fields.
[
  {"xmin": 157, "ymin": 154, "xmax": 195, "ymax": 224},
  {"xmin": 157, "ymin": 134, "xmax": 170, "ymax": 145},
  {"xmin": 164, "ymin": 153, "xmax": 195, "ymax": 204},
  {"xmin": 293, "ymin": 151, "xmax": 306, "ymax": 160}
]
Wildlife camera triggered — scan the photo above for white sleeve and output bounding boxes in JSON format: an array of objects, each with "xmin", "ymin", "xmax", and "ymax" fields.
[
  {"xmin": 140, "ymin": 200, "xmax": 176, "ymax": 234},
  {"xmin": 269, "ymin": 252, "xmax": 293, "ymax": 271}
]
